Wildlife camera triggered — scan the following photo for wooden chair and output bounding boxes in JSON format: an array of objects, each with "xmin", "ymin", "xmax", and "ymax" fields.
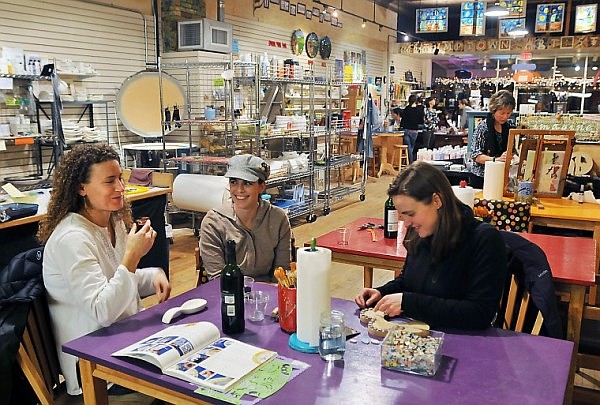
[{"xmin": 499, "ymin": 273, "xmax": 543, "ymax": 335}]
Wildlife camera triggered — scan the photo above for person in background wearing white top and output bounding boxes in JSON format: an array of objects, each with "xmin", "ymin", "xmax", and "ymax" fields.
[{"xmin": 38, "ymin": 144, "xmax": 170, "ymax": 396}]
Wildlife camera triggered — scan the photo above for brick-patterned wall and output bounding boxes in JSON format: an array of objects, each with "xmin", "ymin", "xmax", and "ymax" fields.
[{"xmin": 162, "ymin": 0, "xmax": 206, "ymax": 52}]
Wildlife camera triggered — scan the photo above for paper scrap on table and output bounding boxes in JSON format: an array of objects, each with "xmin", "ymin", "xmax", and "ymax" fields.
[
  {"xmin": 2, "ymin": 183, "xmax": 25, "ymax": 198},
  {"xmin": 0, "ymin": 140, "xmax": 6, "ymax": 151}
]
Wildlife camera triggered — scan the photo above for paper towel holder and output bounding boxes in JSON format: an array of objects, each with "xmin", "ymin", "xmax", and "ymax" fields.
[{"xmin": 504, "ymin": 129, "xmax": 575, "ymax": 199}]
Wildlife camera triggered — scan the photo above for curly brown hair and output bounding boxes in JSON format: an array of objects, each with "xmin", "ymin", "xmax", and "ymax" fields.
[{"xmin": 37, "ymin": 144, "xmax": 132, "ymax": 243}]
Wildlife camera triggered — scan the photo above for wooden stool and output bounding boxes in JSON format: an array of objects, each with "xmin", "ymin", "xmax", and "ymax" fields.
[{"xmin": 392, "ymin": 144, "xmax": 410, "ymax": 171}]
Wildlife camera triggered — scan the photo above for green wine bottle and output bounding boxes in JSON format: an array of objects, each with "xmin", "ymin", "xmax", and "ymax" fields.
[
  {"xmin": 384, "ymin": 195, "xmax": 398, "ymax": 239},
  {"xmin": 221, "ymin": 240, "xmax": 245, "ymax": 334}
]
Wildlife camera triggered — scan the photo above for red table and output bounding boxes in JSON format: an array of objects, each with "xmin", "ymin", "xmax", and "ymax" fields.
[
  {"xmin": 312, "ymin": 217, "xmax": 406, "ymax": 287},
  {"xmin": 313, "ymin": 217, "xmax": 597, "ymax": 404}
]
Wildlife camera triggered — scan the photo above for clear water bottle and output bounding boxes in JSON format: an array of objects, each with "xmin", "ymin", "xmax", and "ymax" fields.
[{"xmin": 319, "ymin": 310, "xmax": 345, "ymax": 361}]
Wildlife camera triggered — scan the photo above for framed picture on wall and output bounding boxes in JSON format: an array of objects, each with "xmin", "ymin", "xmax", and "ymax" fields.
[
  {"xmin": 312, "ymin": 7, "xmax": 320, "ymax": 18},
  {"xmin": 290, "ymin": 4, "xmax": 296, "ymax": 16},
  {"xmin": 499, "ymin": 18, "xmax": 525, "ymax": 38},
  {"xmin": 460, "ymin": 1, "xmax": 486, "ymax": 36},
  {"xmin": 271, "ymin": 0, "xmax": 280, "ymax": 4},
  {"xmin": 332, "ymin": 17, "xmax": 338, "ymax": 26},
  {"xmin": 416, "ymin": 7, "xmax": 449, "ymax": 33},
  {"xmin": 319, "ymin": 13, "xmax": 324, "ymax": 23},
  {"xmin": 324, "ymin": 12, "xmax": 331, "ymax": 22},
  {"xmin": 535, "ymin": 3, "xmax": 565, "ymax": 33},
  {"xmin": 305, "ymin": 10, "xmax": 312, "ymax": 20},
  {"xmin": 297, "ymin": 3, "xmax": 306, "ymax": 15},
  {"xmin": 280, "ymin": 0, "xmax": 289, "ymax": 12},
  {"xmin": 498, "ymin": 0, "xmax": 526, "ymax": 18},
  {"xmin": 574, "ymin": 4, "xmax": 597, "ymax": 33}
]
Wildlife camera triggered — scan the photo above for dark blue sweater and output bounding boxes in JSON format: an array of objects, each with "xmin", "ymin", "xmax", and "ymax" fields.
[{"xmin": 377, "ymin": 212, "xmax": 507, "ymax": 330}]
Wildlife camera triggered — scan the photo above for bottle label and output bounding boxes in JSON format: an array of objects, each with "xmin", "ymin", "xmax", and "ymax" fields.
[
  {"xmin": 386, "ymin": 210, "xmax": 398, "ymax": 231},
  {"xmin": 226, "ymin": 305, "xmax": 236, "ymax": 316},
  {"xmin": 224, "ymin": 294, "xmax": 235, "ymax": 304}
]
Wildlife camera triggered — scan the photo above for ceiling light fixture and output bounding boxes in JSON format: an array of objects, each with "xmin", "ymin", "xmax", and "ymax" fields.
[
  {"xmin": 508, "ymin": 25, "xmax": 529, "ymax": 36},
  {"xmin": 574, "ymin": 65, "xmax": 581, "ymax": 72},
  {"xmin": 403, "ymin": 34, "xmax": 409, "ymax": 41},
  {"xmin": 362, "ymin": 19, "xmax": 366, "ymax": 28},
  {"xmin": 484, "ymin": 3, "xmax": 509, "ymax": 17}
]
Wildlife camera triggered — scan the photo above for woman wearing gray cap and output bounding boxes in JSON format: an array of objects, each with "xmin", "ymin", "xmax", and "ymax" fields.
[{"xmin": 199, "ymin": 154, "xmax": 292, "ymax": 281}]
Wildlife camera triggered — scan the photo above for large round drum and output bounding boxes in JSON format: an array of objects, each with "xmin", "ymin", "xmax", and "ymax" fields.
[{"xmin": 116, "ymin": 70, "xmax": 186, "ymax": 138}]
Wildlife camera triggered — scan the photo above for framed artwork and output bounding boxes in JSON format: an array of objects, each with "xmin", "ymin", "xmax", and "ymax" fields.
[
  {"xmin": 271, "ymin": 0, "xmax": 280, "ymax": 4},
  {"xmin": 280, "ymin": 0, "xmax": 289, "ymax": 12},
  {"xmin": 560, "ymin": 36, "xmax": 573, "ymax": 49},
  {"xmin": 297, "ymin": 3, "xmax": 306, "ymax": 15},
  {"xmin": 574, "ymin": 4, "xmax": 597, "ymax": 33},
  {"xmin": 503, "ymin": 129, "xmax": 574, "ymax": 198},
  {"xmin": 535, "ymin": 3, "xmax": 565, "ymax": 33},
  {"xmin": 305, "ymin": 10, "xmax": 312, "ymax": 20},
  {"xmin": 338, "ymin": 22, "xmax": 343, "ymax": 28},
  {"xmin": 289, "ymin": 4, "xmax": 296, "ymax": 16},
  {"xmin": 263, "ymin": 0, "xmax": 269, "ymax": 8},
  {"xmin": 460, "ymin": 1, "xmax": 486, "ymax": 36},
  {"xmin": 499, "ymin": 18, "xmax": 525, "ymax": 38},
  {"xmin": 332, "ymin": 17, "xmax": 338, "ymax": 26},
  {"xmin": 319, "ymin": 13, "xmax": 324, "ymax": 23},
  {"xmin": 498, "ymin": 0, "xmax": 526, "ymax": 18},
  {"xmin": 416, "ymin": 7, "xmax": 449, "ymax": 33},
  {"xmin": 312, "ymin": 7, "xmax": 320, "ymax": 18},
  {"xmin": 324, "ymin": 12, "xmax": 331, "ymax": 22}
]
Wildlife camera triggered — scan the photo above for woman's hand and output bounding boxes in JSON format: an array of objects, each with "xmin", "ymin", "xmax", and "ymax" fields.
[
  {"xmin": 373, "ymin": 293, "xmax": 403, "ymax": 317},
  {"xmin": 355, "ymin": 288, "xmax": 382, "ymax": 308},
  {"xmin": 496, "ymin": 151, "xmax": 508, "ymax": 162},
  {"xmin": 153, "ymin": 271, "xmax": 171, "ymax": 303},
  {"xmin": 122, "ymin": 220, "xmax": 156, "ymax": 272}
]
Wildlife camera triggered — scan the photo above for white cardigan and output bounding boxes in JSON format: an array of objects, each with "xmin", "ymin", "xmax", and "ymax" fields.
[{"xmin": 43, "ymin": 213, "xmax": 162, "ymax": 395}]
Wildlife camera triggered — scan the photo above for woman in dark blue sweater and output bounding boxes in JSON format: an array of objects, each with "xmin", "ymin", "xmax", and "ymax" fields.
[{"xmin": 355, "ymin": 161, "xmax": 507, "ymax": 330}]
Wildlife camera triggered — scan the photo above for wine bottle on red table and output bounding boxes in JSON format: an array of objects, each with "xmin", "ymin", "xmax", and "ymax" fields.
[{"xmin": 384, "ymin": 195, "xmax": 398, "ymax": 239}]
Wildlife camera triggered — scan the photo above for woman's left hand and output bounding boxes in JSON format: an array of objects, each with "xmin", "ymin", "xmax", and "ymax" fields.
[
  {"xmin": 153, "ymin": 271, "xmax": 171, "ymax": 303},
  {"xmin": 373, "ymin": 293, "xmax": 403, "ymax": 317}
]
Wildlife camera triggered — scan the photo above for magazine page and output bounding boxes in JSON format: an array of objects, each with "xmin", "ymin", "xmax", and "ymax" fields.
[
  {"xmin": 112, "ymin": 322, "xmax": 220, "ymax": 370},
  {"xmin": 165, "ymin": 337, "xmax": 277, "ymax": 393}
]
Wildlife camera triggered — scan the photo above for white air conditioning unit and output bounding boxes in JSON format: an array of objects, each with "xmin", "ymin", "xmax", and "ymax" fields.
[{"xmin": 177, "ymin": 18, "xmax": 233, "ymax": 53}]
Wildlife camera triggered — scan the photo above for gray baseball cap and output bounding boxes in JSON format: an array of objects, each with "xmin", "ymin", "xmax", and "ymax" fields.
[{"xmin": 225, "ymin": 154, "xmax": 270, "ymax": 182}]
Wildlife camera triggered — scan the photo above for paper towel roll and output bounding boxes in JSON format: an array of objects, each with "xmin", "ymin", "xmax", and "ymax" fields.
[
  {"xmin": 483, "ymin": 161, "xmax": 505, "ymax": 200},
  {"xmin": 452, "ymin": 185, "xmax": 474, "ymax": 208},
  {"xmin": 296, "ymin": 246, "xmax": 331, "ymax": 347},
  {"xmin": 172, "ymin": 174, "xmax": 228, "ymax": 212}
]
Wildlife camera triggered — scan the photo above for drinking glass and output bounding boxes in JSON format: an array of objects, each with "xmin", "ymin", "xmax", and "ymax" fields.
[{"xmin": 319, "ymin": 310, "xmax": 346, "ymax": 361}]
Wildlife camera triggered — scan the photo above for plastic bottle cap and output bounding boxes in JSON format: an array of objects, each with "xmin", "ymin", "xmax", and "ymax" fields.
[{"xmin": 459, "ymin": 180, "xmax": 467, "ymax": 188}]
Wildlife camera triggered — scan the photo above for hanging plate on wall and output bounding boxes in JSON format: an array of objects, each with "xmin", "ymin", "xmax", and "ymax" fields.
[
  {"xmin": 291, "ymin": 29, "xmax": 305, "ymax": 56},
  {"xmin": 306, "ymin": 32, "xmax": 319, "ymax": 58},
  {"xmin": 116, "ymin": 70, "xmax": 186, "ymax": 138},
  {"xmin": 319, "ymin": 35, "xmax": 332, "ymax": 59}
]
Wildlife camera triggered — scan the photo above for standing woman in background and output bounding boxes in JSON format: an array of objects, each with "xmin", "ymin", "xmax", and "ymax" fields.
[
  {"xmin": 38, "ymin": 144, "xmax": 170, "ymax": 396},
  {"xmin": 400, "ymin": 95, "xmax": 425, "ymax": 163},
  {"xmin": 469, "ymin": 90, "xmax": 516, "ymax": 188},
  {"xmin": 424, "ymin": 97, "xmax": 440, "ymax": 149}
]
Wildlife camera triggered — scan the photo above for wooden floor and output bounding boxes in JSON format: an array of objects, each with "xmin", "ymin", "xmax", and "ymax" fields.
[{"xmin": 49, "ymin": 174, "xmax": 599, "ymax": 404}]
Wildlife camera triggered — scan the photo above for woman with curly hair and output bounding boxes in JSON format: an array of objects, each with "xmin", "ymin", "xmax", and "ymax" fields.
[
  {"xmin": 354, "ymin": 161, "xmax": 506, "ymax": 330},
  {"xmin": 38, "ymin": 144, "xmax": 170, "ymax": 396}
]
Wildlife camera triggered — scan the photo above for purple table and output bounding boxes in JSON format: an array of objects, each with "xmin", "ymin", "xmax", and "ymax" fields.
[{"xmin": 64, "ymin": 281, "xmax": 573, "ymax": 404}]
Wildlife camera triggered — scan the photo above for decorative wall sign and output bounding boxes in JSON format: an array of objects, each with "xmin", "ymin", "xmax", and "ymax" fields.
[
  {"xmin": 560, "ymin": 36, "xmax": 573, "ymax": 48},
  {"xmin": 306, "ymin": 32, "xmax": 319, "ymax": 58},
  {"xmin": 291, "ymin": 29, "xmax": 305, "ymax": 55},
  {"xmin": 319, "ymin": 35, "xmax": 331, "ymax": 59},
  {"xmin": 574, "ymin": 4, "xmax": 597, "ymax": 34},
  {"xmin": 535, "ymin": 3, "xmax": 565, "ymax": 33}
]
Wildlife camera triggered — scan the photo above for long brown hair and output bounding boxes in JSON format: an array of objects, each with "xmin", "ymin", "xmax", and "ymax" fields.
[
  {"xmin": 37, "ymin": 144, "xmax": 132, "ymax": 243},
  {"xmin": 388, "ymin": 161, "xmax": 465, "ymax": 262}
]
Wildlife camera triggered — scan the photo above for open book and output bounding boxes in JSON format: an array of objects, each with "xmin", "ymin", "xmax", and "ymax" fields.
[{"xmin": 112, "ymin": 322, "xmax": 277, "ymax": 392}]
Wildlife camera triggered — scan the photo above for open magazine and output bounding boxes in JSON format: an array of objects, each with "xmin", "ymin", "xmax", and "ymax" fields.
[{"xmin": 112, "ymin": 322, "xmax": 277, "ymax": 393}]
